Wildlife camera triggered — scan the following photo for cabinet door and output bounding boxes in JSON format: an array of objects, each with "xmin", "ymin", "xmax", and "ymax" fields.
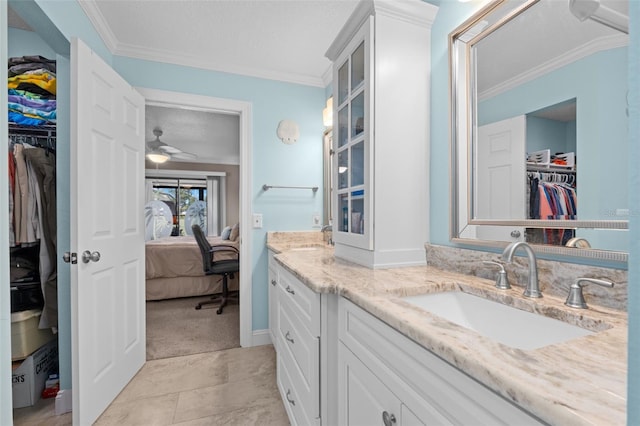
[
  {"xmin": 338, "ymin": 342, "xmax": 402, "ymax": 426},
  {"xmin": 333, "ymin": 19, "xmax": 373, "ymax": 250}
]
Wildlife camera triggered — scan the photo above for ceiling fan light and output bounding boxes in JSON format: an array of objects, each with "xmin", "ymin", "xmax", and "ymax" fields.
[{"xmin": 147, "ymin": 151, "xmax": 170, "ymax": 164}]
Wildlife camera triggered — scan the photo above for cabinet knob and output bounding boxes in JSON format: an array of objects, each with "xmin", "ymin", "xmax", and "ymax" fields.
[
  {"xmin": 382, "ymin": 411, "xmax": 396, "ymax": 425},
  {"xmin": 286, "ymin": 389, "xmax": 296, "ymax": 406},
  {"xmin": 285, "ymin": 331, "xmax": 295, "ymax": 344},
  {"xmin": 271, "ymin": 279, "xmax": 277, "ymax": 286},
  {"xmin": 286, "ymin": 285, "xmax": 295, "ymax": 295}
]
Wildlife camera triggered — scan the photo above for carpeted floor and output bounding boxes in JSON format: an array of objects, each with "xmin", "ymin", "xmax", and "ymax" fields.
[{"xmin": 146, "ymin": 296, "xmax": 240, "ymax": 360}]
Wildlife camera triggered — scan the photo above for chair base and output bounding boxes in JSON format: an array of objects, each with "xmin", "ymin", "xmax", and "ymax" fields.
[{"xmin": 195, "ymin": 290, "xmax": 239, "ymax": 314}]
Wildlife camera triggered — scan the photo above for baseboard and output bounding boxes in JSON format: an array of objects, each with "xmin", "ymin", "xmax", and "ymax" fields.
[
  {"xmin": 251, "ymin": 329, "xmax": 272, "ymax": 347},
  {"xmin": 55, "ymin": 389, "xmax": 72, "ymax": 415}
]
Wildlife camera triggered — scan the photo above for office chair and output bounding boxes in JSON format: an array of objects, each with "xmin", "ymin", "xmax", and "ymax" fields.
[{"xmin": 192, "ymin": 224, "xmax": 240, "ymax": 314}]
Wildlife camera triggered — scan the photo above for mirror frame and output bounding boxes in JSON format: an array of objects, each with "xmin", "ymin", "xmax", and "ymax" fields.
[{"xmin": 449, "ymin": 0, "xmax": 628, "ymax": 264}]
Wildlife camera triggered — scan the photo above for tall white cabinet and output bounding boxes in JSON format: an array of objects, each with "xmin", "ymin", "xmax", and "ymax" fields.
[{"xmin": 325, "ymin": 0, "xmax": 437, "ymax": 268}]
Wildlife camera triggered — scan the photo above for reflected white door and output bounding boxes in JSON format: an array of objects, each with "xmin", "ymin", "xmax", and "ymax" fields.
[
  {"xmin": 476, "ymin": 116, "xmax": 525, "ymax": 241},
  {"xmin": 70, "ymin": 38, "xmax": 146, "ymax": 425}
]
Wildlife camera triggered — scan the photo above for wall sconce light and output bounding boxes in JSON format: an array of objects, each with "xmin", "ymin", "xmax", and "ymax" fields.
[
  {"xmin": 322, "ymin": 97, "xmax": 333, "ymax": 128},
  {"xmin": 146, "ymin": 150, "xmax": 170, "ymax": 163},
  {"xmin": 276, "ymin": 119, "xmax": 300, "ymax": 144},
  {"xmin": 569, "ymin": 0, "xmax": 628, "ymax": 34}
]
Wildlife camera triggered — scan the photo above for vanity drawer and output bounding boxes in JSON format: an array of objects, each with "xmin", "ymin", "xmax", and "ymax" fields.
[
  {"xmin": 278, "ymin": 267, "xmax": 320, "ymax": 336},
  {"xmin": 277, "ymin": 340, "xmax": 321, "ymax": 426},
  {"xmin": 278, "ymin": 296, "xmax": 320, "ymax": 397}
]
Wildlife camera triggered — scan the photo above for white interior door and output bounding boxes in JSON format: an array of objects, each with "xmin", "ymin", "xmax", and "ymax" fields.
[
  {"xmin": 70, "ymin": 38, "xmax": 146, "ymax": 425},
  {"xmin": 476, "ymin": 116, "xmax": 526, "ymax": 242}
]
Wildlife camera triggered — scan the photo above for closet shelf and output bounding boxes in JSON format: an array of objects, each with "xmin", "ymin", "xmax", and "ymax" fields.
[{"xmin": 527, "ymin": 163, "xmax": 576, "ymax": 173}]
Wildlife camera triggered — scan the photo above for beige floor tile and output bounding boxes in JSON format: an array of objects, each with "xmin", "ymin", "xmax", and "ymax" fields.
[
  {"xmin": 14, "ymin": 345, "xmax": 286, "ymax": 426},
  {"xmin": 94, "ymin": 393, "xmax": 179, "ymax": 426},
  {"xmin": 173, "ymin": 398, "xmax": 290, "ymax": 426},
  {"xmin": 173, "ymin": 374, "xmax": 281, "ymax": 423},
  {"xmin": 226, "ymin": 344, "xmax": 276, "ymax": 383},
  {"xmin": 114, "ymin": 351, "xmax": 229, "ymax": 403}
]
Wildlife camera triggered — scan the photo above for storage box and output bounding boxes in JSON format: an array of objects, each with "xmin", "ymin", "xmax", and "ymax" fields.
[
  {"xmin": 12, "ymin": 339, "xmax": 58, "ymax": 408},
  {"xmin": 11, "ymin": 309, "xmax": 55, "ymax": 360}
]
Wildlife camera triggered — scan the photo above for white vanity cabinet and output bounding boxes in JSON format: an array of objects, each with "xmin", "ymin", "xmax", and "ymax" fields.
[
  {"xmin": 338, "ymin": 298, "xmax": 545, "ymax": 426},
  {"xmin": 267, "ymin": 250, "xmax": 279, "ymax": 351},
  {"xmin": 325, "ymin": 0, "xmax": 436, "ymax": 268}
]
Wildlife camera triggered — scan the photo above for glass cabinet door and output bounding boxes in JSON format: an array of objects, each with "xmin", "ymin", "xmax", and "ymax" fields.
[{"xmin": 335, "ymin": 40, "xmax": 367, "ymax": 238}]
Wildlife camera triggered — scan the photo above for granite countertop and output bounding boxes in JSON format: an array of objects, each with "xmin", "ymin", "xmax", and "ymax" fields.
[{"xmin": 267, "ymin": 237, "xmax": 627, "ymax": 426}]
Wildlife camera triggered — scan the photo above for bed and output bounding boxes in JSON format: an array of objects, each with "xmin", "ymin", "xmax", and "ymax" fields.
[{"xmin": 145, "ymin": 235, "xmax": 239, "ymax": 301}]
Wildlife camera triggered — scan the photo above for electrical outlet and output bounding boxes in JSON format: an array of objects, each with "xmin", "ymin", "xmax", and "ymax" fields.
[
  {"xmin": 312, "ymin": 214, "xmax": 321, "ymax": 227},
  {"xmin": 252, "ymin": 213, "xmax": 263, "ymax": 228}
]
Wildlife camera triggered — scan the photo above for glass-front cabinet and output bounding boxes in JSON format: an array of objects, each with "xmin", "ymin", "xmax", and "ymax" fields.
[
  {"xmin": 326, "ymin": 0, "xmax": 437, "ymax": 267},
  {"xmin": 333, "ymin": 22, "xmax": 372, "ymax": 250}
]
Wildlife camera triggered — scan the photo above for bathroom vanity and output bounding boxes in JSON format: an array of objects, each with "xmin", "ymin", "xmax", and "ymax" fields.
[{"xmin": 267, "ymin": 234, "xmax": 627, "ymax": 426}]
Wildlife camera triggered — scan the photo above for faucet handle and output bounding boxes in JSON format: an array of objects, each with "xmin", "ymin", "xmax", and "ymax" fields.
[
  {"xmin": 482, "ymin": 261, "xmax": 511, "ymax": 290},
  {"xmin": 565, "ymin": 278, "xmax": 614, "ymax": 309}
]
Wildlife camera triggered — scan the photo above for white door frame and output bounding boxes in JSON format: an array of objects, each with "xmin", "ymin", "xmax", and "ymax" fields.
[{"xmin": 137, "ymin": 88, "xmax": 253, "ymax": 347}]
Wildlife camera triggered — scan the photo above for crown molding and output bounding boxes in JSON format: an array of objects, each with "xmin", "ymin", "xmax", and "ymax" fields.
[
  {"xmin": 478, "ymin": 33, "xmax": 628, "ymax": 101},
  {"xmin": 321, "ymin": 64, "xmax": 333, "ymax": 88},
  {"xmin": 77, "ymin": 0, "xmax": 119, "ymax": 52},
  {"xmin": 114, "ymin": 42, "xmax": 325, "ymax": 87}
]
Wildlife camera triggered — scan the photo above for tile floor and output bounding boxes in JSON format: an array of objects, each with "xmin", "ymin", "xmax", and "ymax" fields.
[{"xmin": 13, "ymin": 345, "xmax": 290, "ymax": 426}]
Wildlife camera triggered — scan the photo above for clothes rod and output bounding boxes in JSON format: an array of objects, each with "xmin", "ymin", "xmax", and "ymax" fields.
[{"xmin": 263, "ymin": 184, "xmax": 318, "ymax": 193}]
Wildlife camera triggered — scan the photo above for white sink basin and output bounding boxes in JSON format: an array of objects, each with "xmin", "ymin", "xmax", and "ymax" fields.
[{"xmin": 402, "ymin": 291, "xmax": 593, "ymax": 350}]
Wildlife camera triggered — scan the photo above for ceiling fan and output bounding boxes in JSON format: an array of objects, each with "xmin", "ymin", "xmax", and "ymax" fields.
[{"xmin": 146, "ymin": 128, "xmax": 197, "ymax": 163}]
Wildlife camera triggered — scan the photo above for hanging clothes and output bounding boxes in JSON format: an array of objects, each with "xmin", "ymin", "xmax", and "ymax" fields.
[{"xmin": 22, "ymin": 147, "xmax": 57, "ymax": 329}]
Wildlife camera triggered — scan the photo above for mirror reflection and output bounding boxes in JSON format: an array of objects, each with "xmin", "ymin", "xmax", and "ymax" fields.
[{"xmin": 451, "ymin": 0, "xmax": 629, "ymax": 259}]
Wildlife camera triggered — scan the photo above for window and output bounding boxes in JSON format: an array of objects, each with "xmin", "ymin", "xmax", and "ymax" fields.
[{"xmin": 145, "ymin": 174, "xmax": 225, "ymax": 238}]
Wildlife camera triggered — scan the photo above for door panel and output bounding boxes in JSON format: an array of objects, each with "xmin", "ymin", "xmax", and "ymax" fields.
[
  {"xmin": 476, "ymin": 116, "xmax": 526, "ymax": 241},
  {"xmin": 71, "ymin": 38, "xmax": 145, "ymax": 425}
]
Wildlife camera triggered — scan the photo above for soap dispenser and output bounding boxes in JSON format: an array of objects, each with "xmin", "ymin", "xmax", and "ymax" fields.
[{"xmin": 482, "ymin": 261, "xmax": 511, "ymax": 290}]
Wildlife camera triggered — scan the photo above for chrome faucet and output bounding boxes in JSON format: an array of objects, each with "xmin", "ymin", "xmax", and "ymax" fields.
[
  {"xmin": 320, "ymin": 224, "xmax": 334, "ymax": 245},
  {"xmin": 501, "ymin": 242, "xmax": 542, "ymax": 298}
]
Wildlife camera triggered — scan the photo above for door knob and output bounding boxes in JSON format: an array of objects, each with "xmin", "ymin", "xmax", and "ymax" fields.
[{"xmin": 81, "ymin": 250, "xmax": 101, "ymax": 263}]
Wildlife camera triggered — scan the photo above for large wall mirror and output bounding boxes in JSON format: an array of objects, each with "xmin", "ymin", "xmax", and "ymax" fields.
[{"xmin": 450, "ymin": 0, "xmax": 629, "ymax": 263}]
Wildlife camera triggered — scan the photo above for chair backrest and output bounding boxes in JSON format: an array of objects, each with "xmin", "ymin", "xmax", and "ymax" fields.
[{"xmin": 192, "ymin": 224, "xmax": 213, "ymax": 273}]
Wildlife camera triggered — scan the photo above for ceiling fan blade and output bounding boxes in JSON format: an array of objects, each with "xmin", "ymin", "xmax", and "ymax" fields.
[
  {"xmin": 171, "ymin": 152, "xmax": 197, "ymax": 160},
  {"xmin": 158, "ymin": 145, "xmax": 182, "ymax": 154}
]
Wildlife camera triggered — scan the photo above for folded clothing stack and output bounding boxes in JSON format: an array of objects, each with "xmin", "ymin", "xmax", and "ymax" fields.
[{"xmin": 7, "ymin": 55, "xmax": 57, "ymax": 126}]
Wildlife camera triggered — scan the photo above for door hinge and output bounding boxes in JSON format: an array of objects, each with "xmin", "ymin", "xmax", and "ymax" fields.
[{"xmin": 63, "ymin": 252, "xmax": 78, "ymax": 264}]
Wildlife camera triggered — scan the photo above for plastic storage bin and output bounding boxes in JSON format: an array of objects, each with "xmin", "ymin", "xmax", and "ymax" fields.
[{"xmin": 11, "ymin": 309, "xmax": 55, "ymax": 360}]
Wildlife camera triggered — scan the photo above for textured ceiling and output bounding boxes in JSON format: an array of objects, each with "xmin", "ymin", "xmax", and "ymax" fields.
[
  {"xmin": 145, "ymin": 105, "xmax": 240, "ymax": 165},
  {"xmin": 80, "ymin": 0, "xmax": 361, "ymax": 87}
]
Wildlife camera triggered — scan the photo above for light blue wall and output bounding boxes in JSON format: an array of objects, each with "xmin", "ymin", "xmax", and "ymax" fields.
[
  {"xmin": 112, "ymin": 56, "xmax": 325, "ymax": 331},
  {"xmin": 526, "ymin": 116, "xmax": 575, "ymax": 154},
  {"xmin": 627, "ymin": 2, "xmax": 639, "ymax": 422}
]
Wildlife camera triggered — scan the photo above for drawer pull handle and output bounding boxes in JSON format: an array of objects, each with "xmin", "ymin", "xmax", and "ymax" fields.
[
  {"xmin": 286, "ymin": 285, "xmax": 295, "ymax": 295},
  {"xmin": 285, "ymin": 331, "xmax": 295, "ymax": 344},
  {"xmin": 271, "ymin": 279, "xmax": 277, "ymax": 286},
  {"xmin": 382, "ymin": 411, "xmax": 396, "ymax": 426},
  {"xmin": 286, "ymin": 389, "xmax": 296, "ymax": 406}
]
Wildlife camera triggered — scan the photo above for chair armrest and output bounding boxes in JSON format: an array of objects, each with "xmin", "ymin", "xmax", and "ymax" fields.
[{"xmin": 208, "ymin": 245, "xmax": 240, "ymax": 261}]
